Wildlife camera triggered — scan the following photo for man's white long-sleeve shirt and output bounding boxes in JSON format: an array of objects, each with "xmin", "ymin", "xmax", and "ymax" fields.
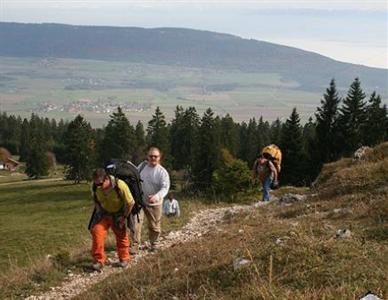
[{"xmin": 139, "ymin": 162, "xmax": 170, "ymax": 206}]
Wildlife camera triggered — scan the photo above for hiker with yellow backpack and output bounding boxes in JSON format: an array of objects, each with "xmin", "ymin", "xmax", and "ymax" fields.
[{"xmin": 252, "ymin": 144, "xmax": 282, "ymax": 202}]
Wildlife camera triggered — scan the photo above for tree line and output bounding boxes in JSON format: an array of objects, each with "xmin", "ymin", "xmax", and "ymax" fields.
[{"xmin": 0, "ymin": 78, "xmax": 387, "ymax": 193}]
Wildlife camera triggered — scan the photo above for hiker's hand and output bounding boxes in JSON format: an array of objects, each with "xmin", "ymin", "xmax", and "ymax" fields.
[
  {"xmin": 148, "ymin": 194, "xmax": 159, "ymax": 203},
  {"xmin": 272, "ymin": 180, "xmax": 279, "ymax": 189}
]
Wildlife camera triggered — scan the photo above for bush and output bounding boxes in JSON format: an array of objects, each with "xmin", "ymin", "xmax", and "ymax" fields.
[{"xmin": 212, "ymin": 149, "xmax": 251, "ymax": 198}]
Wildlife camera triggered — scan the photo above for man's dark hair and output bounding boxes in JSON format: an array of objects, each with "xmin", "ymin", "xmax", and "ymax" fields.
[{"xmin": 92, "ymin": 168, "xmax": 106, "ymax": 180}]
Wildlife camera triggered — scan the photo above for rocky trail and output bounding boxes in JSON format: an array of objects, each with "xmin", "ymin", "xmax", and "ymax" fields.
[{"xmin": 26, "ymin": 203, "xmax": 266, "ymax": 300}]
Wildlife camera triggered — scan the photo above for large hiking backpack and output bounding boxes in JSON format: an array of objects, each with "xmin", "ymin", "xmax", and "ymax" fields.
[
  {"xmin": 88, "ymin": 159, "xmax": 147, "ymax": 231},
  {"xmin": 104, "ymin": 159, "xmax": 147, "ymax": 216},
  {"xmin": 261, "ymin": 144, "xmax": 282, "ymax": 174}
]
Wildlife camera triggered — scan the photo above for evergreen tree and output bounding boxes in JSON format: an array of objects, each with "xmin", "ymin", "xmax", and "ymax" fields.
[
  {"xmin": 133, "ymin": 121, "xmax": 146, "ymax": 164},
  {"xmin": 238, "ymin": 118, "xmax": 260, "ymax": 166},
  {"xmin": 170, "ymin": 106, "xmax": 199, "ymax": 169},
  {"xmin": 258, "ymin": 116, "xmax": 271, "ymax": 146},
  {"xmin": 315, "ymin": 79, "xmax": 341, "ymax": 163},
  {"xmin": 280, "ymin": 108, "xmax": 307, "ymax": 186},
  {"xmin": 0, "ymin": 113, "xmax": 22, "ymax": 154},
  {"xmin": 303, "ymin": 117, "xmax": 319, "ymax": 183},
  {"xmin": 270, "ymin": 118, "xmax": 282, "ymax": 146},
  {"xmin": 147, "ymin": 106, "xmax": 170, "ymax": 162},
  {"xmin": 219, "ymin": 114, "xmax": 239, "ymax": 157},
  {"xmin": 64, "ymin": 115, "xmax": 95, "ymax": 183},
  {"xmin": 338, "ymin": 78, "xmax": 367, "ymax": 154},
  {"xmin": 100, "ymin": 107, "xmax": 135, "ymax": 162},
  {"xmin": 363, "ymin": 91, "xmax": 388, "ymax": 145},
  {"xmin": 192, "ymin": 108, "xmax": 220, "ymax": 190},
  {"xmin": 19, "ymin": 118, "xmax": 31, "ymax": 162},
  {"xmin": 25, "ymin": 131, "xmax": 49, "ymax": 178}
]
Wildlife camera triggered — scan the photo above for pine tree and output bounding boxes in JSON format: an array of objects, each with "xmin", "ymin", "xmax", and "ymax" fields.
[
  {"xmin": 258, "ymin": 116, "xmax": 271, "ymax": 146},
  {"xmin": 363, "ymin": 91, "xmax": 388, "ymax": 146},
  {"xmin": 170, "ymin": 106, "xmax": 199, "ymax": 169},
  {"xmin": 25, "ymin": 132, "xmax": 49, "ymax": 179},
  {"xmin": 147, "ymin": 106, "xmax": 170, "ymax": 162},
  {"xmin": 147, "ymin": 106, "xmax": 169, "ymax": 150},
  {"xmin": 19, "ymin": 118, "xmax": 31, "ymax": 162},
  {"xmin": 219, "ymin": 114, "xmax": 238, "ymax": 157},
  {"xmin": 280, "ymin": 108, "xmax": 307, "ymax": 186},
  {"xmin": 315, "ymin": 79, "xmax": 341, "ymax": 163},
  {"xmin": 100, "ymin": 107, "xmax": 135, "ymax": 162},
  {"xmin": 133, "ymin": 121, "xmax": 146, "ymax": 164},
  {"xmin": 270, "ymin": 118, "xmax": 282, "ymax": 146},
  {"xmin": 303, "ymin": 117, "xmax": 319, "ymax": 183},
  {"xmin": 338, "ymin": 78, "xmax": 367, "ymax": 154},
  {"xmin": 0, "ymin": 113, "xmax": 22, "ymax": 154},
  {"xmin": 238, "ymin": 118, "xmax": 261, "ymax": 165},
  {"xmin": 63, "ymin": 115, "xmax": 95, "ymax": 183},
  {"xmin": 192, "ymin": 108, "xmax": 220, "ymax": 190}
]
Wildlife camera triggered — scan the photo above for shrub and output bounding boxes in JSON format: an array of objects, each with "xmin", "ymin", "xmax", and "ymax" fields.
[{"xmin": 212, "ymin": 149, "xmax": 251, "ymax": 198}]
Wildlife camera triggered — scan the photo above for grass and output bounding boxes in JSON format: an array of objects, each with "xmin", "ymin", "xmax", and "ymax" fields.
[
  {"xmin": 75, "ymin": 143, "xmax": 388, "ymax": 300},
  {"xmin": 76, "ymin": 199, "xmax": 387, "ymax": 299},
  {"xmin": 0, "ymin": 180, "xmax": 91, "ymax": 271},
  {"xmin": 0, "ymin": 178, "xmax": 223, "ymax": 299}
]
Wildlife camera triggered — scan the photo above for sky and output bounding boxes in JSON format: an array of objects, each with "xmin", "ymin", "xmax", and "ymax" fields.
[{"xmin": 1, "ymin": 0, "xmax": 387, "ymax": 69}]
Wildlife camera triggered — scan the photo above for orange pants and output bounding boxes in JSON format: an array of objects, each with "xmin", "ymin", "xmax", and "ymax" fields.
[{"xmin": 91, "ymin": 216, "xmax": 130, "ymax": 264}]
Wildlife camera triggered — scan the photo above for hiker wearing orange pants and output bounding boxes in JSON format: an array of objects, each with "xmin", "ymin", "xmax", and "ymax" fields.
[
  {"xmin": 91, "ymin": 216, "xmax": 129, "ymax": 264},
  {"xmin": 90, "ymin": 168, "xmax": 134, "ymax": 270}
]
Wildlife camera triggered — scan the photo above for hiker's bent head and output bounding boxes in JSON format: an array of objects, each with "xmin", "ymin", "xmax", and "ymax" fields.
[
  {"xmin": 147, "ymin": 147, "xmax": 161, "ymax": 167},
  {"xmin": 93, "ymin": 168, "xmax": 110, "ymax": 189}
]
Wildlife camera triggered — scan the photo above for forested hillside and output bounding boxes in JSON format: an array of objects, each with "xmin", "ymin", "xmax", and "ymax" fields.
[{"xmin": 0, "ymin": 22, "xmax": 387, "ymax": 93}]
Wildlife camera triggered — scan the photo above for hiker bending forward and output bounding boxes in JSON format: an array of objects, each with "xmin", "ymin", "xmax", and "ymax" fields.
[
  {"xmin": 252, "ymin": 153, "xmax": 278, "ymax": 202},
  {"xmin": 90, "ymin": 168, "xmax": 134, "ymax": 270},
  {"xmin": 130, "ymin": 147, "xmax": 170, "ymax": 253}
]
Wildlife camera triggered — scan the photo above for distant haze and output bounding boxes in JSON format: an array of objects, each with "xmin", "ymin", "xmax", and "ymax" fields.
[{"xmin": 1, "ymin": 0, "xmax": 387, "ymax": 69}]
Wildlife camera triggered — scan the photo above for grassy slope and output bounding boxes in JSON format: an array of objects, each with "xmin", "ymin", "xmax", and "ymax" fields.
[
  {"xmin": 77, "ymin": 143, "xmax": 388, "ymax": 299},
  {"xmin": 0, "ymin": 177, "xmax": 222, "ymax": 299}
]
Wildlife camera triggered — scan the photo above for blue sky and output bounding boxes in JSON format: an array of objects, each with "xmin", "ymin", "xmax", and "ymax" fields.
[{"xmin": 1, "ymin": 0, "xmax": 387, "ymax": 68}]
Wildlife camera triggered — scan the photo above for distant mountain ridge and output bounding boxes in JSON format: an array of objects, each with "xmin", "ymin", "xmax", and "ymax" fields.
[{"xmin": 0, "ymin": 22, "xmax": 387, "ymax": 94}]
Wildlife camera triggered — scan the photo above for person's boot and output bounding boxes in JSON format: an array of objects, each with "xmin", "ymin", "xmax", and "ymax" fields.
[
  {"xmin": 92, "ymin": 262, "xmax": 104, "ymax": 271},
  {"xmin": 129, "ymin": 243, "xmax": 139, "ymax": 255}
]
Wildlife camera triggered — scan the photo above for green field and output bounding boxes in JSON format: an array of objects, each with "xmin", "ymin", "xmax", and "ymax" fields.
[
  {"xmin": 0, "ymin": 56, "xmax": 333, "ymax": 126},
  {"xmin": 0, "ymin": 180, "xmax": 91, "ymax": 271}
]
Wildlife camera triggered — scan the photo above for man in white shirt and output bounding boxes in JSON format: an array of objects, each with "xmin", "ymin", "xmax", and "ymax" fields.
[
  {"xmin": 163, "ymin": 192, "xmax": 180, "ymax": 217},
  {"xmin": 130, "ymin": 147, "xmax": 170, "ymax": 253}
]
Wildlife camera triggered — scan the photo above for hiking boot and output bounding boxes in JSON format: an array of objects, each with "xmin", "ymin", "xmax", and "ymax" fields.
[
  {"xmin": 92, "ymin": 262, "xmax": 104, "ymax": 271},
  {"xmin": 129, "ymin": 245, "xmax": 139, "ymax": 255},
  {"xmin": 149, "ymin": 242, "xmax": 160, "ymax": 252},
  {"xmin": 118, "ymin": 260, "xmax": 129, "ymax": 268}
]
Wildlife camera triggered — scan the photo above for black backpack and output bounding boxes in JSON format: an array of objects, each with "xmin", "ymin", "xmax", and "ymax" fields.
[{"xmin": 104, "ymin": 159, "xmax": 147, "ymax": 216}]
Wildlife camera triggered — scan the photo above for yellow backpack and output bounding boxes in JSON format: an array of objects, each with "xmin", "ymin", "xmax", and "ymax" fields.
[{"xmin": 261, "ymin": 144, "xmax": 282, "ymax": 174}]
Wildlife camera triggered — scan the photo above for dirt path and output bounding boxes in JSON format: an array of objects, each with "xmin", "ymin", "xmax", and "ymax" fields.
[{"xmin": 25, "ymin": 203, "xmax": 266, "ymax": 300}]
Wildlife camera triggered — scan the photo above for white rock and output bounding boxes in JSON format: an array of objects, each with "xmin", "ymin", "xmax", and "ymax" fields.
[
  {"xmin": 360, "ymin": 292, "xmax": 383, "ymax": 300},
  {"xmin": 233, "ymin": 258, "xmax": 251, "ymax": 270},
  {"xmin": 336, "ymin": 229, "xmax": 352, "ymax": 239}
]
